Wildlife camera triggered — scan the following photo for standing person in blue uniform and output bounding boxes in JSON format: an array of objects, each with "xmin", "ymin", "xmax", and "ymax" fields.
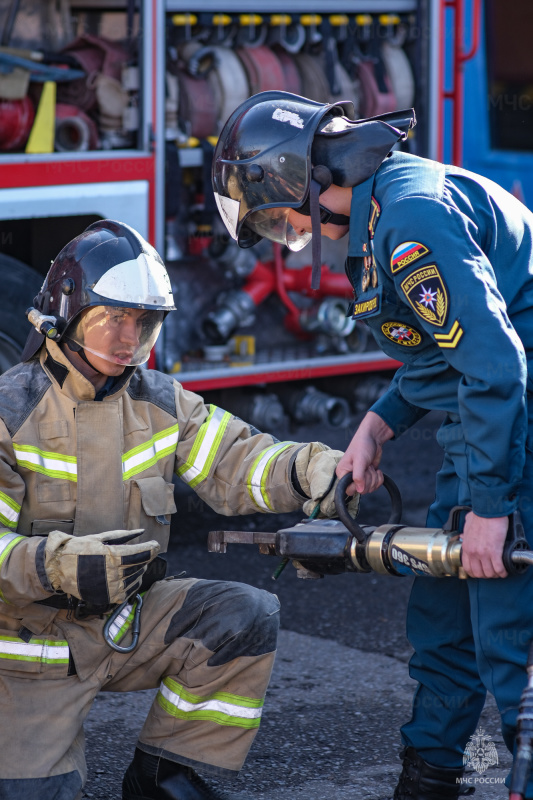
[{"xmin": 212, "ymin": 90, "xmax": 533, "ymax": 799}]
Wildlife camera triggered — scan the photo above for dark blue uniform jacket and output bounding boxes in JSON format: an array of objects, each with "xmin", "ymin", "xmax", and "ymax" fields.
[{"xmin": 347, "ymin": 152, "xmax": 533, "ymax": 519}]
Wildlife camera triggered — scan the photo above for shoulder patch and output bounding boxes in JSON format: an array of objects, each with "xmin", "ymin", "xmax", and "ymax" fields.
[
  {"xmin": 400, "ymin": 264, "xmax": 449, "ymax": 327},
  {"xmin": 434, "ymin": 320, "xmax": 464, "ymax": 349},
  {"xmin": 381, "ymin": 321, "xmax": 422, "ymax": 347},
  {"xmin": 390, "ymin": 242, "xmax": 430, "ymax": 273},
  {"xmin": 127, "ymin": 369, "xmax": 177, "ymax": 418}
]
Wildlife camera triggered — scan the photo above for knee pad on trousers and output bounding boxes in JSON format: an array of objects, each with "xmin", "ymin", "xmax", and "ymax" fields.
[{"xmin": 164, "ymin": 580, "xmax": 280, "ymax": 666}]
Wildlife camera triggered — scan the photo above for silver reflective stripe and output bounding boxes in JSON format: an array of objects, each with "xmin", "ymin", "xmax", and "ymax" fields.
[
  {"xmin": 13, "ymin": 444, "xmax": 77, "ymax": 482},
  {"xmin": 0, "ymin": 635, "xmax": 69, "ymax": 664},
  {"xmin": 158, "ymin": 677, "xmax": 263, "ymax": 729},
  {"xmin": 177, "ymin": 406, "xmax": 231, "ymax": 488},
  {"xmin": 122, "ymin": 424, "xmax": 180, "ymax": 481},
  {"xmin": 0, "ymin": 490, "xmax": 20, "ymax": 529},
  {"xmin": 247, "ymin": 442, "xmax": 295, "ymax": 511}
]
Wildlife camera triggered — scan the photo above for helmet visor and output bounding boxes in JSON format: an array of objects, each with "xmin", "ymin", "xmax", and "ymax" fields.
[
  {"xmin": 68, "ymin": 306, "xmax": 165, "ymax": 366},
  {"xmin": 244, "ymin": 207, "xmax": 311, "ymax": 251}
]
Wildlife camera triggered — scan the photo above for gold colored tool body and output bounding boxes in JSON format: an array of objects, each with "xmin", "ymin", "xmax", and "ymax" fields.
[{"xmin": 361, "ymin": 525, "xmax": 464, "ymax": 578}]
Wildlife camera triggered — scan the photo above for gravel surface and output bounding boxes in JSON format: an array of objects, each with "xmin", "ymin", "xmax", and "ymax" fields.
[{"xmin": 82, "ymin": 409, "xmax": 514, "ymax": 799}]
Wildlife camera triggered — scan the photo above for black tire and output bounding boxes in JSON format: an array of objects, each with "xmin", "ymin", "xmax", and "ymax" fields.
[{"xmin": 0, "ymin": 254, "xmax": 43, "ymax": 373}]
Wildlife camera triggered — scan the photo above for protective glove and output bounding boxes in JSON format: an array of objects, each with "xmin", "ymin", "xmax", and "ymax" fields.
[
  {"xmin": 295, "ymin": 442, "xmax": 360, "ymax": 519},
  {"xmin": 44, "ymin": 529, "xmax": 160, "ymax": 606}
]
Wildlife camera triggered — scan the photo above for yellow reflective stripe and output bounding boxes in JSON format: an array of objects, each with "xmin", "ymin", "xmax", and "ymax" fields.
[
  {"xmin": 157, "ymin": 676, "xmax": 263, "ymax": 729},
  {"xmin": 0, "ymin": 634, "xmax": 69, "ymax": 664},
  {"xmin": 0, "ymin": 531, "xmax": 25, "ymax": 602},
  {"xmin": 176, "ymin": 406, "xmax": 231, "ymax": 488},
  {"xmin": 0, "ymin": 490, "xmax": 20, "ymax": 529},
  {"xmin": 13, "ymin": 444, "xmax": 77, "ymax": 482},
  {"xmin": 122, "ymin": 424, "xmax": 180, "ymax": 481},
  {"xmin": 247, "ymin": 442, "xmax": 295, "ymax": 511}
]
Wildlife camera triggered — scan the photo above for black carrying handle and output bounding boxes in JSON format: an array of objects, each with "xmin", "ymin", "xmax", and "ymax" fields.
[{"xmin": 334, "ymin": 472, "xmax": 403, "ymax": 543}]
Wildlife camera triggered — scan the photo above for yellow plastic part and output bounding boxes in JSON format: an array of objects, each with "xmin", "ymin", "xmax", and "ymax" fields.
[
  {"xmin": 270, "ymin": 14, "xmax": 292, "ymax": 26},
  {"xmin": 178, "ymin": 136, "xmax": 200, "ymax": 148},
  {"xmin": 171, "ymin": 13, "xmax": 197, "ymax": 26},
  {"xmin": 170, "ymin": 361, "xmax": 182, "ymax": 374},
  {"xmin": 25, "ymin": 80, "xmax": 56, "ymax": 154},
  {"xmin": 212, "ymin": 14, "xmax": 232, "ymax": 26},
  {"xmin": 329, "ymin": 15, "xmax": 349, "ymax": 26},
  {"xmin": 239, "ymin": 14, "xmax": 263, "ymax": 26},
  {"xmin": 355, "ymin": 14, "xmax": 373, "ymax": 26},
  {"xmin": 379, "ymin": 14, "xmax": 401, "ymax": 25},
  {"xmin": 206, "ymin": 135, "xmax": 218, "ymax": 147},
  {"xmin": 300, "ymin": 14, "xmax": 322, "ymax": 26},
  {"xmin": 232, "ymin": 335, "xmax": 256, "ymax": 357}
]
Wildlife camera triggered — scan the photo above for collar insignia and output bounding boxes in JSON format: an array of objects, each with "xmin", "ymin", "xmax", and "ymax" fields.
[{"xmin": 368, "ymin": 196, "xmax": 381, "ymax": 239}]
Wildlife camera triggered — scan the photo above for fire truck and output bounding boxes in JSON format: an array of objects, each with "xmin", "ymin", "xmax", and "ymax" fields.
[{"xmin": 0, "ymin": 0, "xmax": 530, "ymax": 428}]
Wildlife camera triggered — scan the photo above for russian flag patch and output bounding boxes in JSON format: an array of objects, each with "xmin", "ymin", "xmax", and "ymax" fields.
[{"xmin": 390, "ymin": 242, "xmax": 430, "ymax": 273}]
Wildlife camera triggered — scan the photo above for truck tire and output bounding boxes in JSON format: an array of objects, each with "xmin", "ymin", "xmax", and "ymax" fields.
[{"xmin": 0, "ymin": 254, "xmax": 43, "ymax": 373}]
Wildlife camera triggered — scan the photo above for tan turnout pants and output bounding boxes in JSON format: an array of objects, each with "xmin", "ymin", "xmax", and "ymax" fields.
[{"xmin": 0, "ymin": 577, "xmax": 280, "ymax": 799}]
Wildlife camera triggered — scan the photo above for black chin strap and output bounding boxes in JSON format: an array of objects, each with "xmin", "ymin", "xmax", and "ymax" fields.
[
  {"xmin": 65, "ymin": 338, "xmax": 100, "ymax": 373},
  {"xmin": 305, "ymin": 171, "xmax": 350, "ymax": 290},
  {"xmin": 310, "ymin": 178, "xmax": 323, "ymax": 290}
]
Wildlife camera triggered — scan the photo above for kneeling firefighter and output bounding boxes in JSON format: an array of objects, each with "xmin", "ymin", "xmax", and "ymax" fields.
[
  {"xmin": 213, "ymin": 91, "xmax": 533, "ymax": 798},
  {"xmin": 0, "ymin": 219, "xmax": 358, "ymax": 800}
]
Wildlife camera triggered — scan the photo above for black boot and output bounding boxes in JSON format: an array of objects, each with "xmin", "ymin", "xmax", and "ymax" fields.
[
  {"xmin": 122, "ymin": 748, "xmax": 236, "ymax": 800},
  {"xmin": 392, "ymin": 747, "xmax": 475, "ymax": 799}
]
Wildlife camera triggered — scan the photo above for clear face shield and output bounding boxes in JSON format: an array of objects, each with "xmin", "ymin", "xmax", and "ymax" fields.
[
  {"xmin": 244, "ymin": 207, "xmax": 311, "ymax": 251},
  {"xmin": 68, "ymin": 306, "xmax": 165, "ymax": 367}
]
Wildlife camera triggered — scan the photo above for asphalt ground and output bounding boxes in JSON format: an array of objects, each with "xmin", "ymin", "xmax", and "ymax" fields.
[{"xmin": 82, "ymin": 409, "xmax": 514, "ymax": 799}]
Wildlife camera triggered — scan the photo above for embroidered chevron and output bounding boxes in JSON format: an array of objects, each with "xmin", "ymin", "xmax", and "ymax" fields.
[{"xmin": 434, "ymin": 320, "xmax": 464, "ymax": 349}]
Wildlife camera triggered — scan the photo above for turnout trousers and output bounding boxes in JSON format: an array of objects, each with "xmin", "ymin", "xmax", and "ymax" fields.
[
  {"xmin": 0, "ymin": 577, "xmax": 280, "ymax": 800},
  {"xmin": 400, "ymin": 414, "xmax": 533, "ymax": 794}
]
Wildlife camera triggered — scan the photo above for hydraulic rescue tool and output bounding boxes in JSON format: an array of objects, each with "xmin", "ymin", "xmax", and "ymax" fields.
[
  {"xmin": 207, "ymin": 473, "xmax": 533, "ymax": 580},
  {"xmin": 209, "ymin": 475, "xmax": 533, "ymax": 798}
]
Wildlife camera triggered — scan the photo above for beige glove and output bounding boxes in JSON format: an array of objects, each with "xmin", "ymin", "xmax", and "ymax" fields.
[
  {"xmin": 295, "ymin": 442, "xmax": 360, "ymax": 519},
  {"xmin": 44, "ymin": 529, "xmax": 160, "ymax": 606}
]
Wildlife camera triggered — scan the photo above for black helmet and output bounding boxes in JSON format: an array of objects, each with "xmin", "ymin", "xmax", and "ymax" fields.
[
  {"xmin": 212, "ymin": 90, "xmax": 415, "ymax": 287},
  {"xmin": 22, "ymin": 219, "xmax": 176, "ymax": 363}
]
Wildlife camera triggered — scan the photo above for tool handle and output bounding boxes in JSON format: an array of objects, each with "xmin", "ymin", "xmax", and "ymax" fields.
[{"xmin": 335, "ymin": 472, "xmax": 402, "ymax": 543}]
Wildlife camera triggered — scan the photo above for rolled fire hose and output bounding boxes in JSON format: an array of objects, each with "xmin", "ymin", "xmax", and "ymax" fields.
[
  {"xmin": 293, "ymin": 52, "xmax": 332, "ymax": 103},
  {"xmin": 207, "ymin": 46, "xmax": 250, "ymax": 132},
  {"xmin": 356, "ymin": 58, "xmax": 398, "ymax": 117},
  {"xmin": 236, "ymin": 45, "xmax": 285, "ymax": 94},
  {"xmin": 178, "ymin": 71, "xmax": 218, "ymax": 139},
  {"xmin": 275, "ymin": 48, "xmax": 303, "ymax": 95},
  {"xmin": 381, "ymin": 40, "xmax": 415, "ymax": 110},
  {"xmin": 55, "ymin": 102, "xmax": 98, "ymax": 151},
  {"xmin": 329, "ymin": 60, "xmax": 361, "ymax": 118}
]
